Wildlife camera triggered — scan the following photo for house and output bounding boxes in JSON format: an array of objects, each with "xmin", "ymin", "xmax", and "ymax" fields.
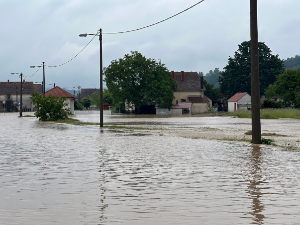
[
  {"xmin": 0, "ymin": 79, "xmax": 42, "ymax": 112},
  {"xmin": 80, "ymin": 88, "xmax": 100, "ymax": 100},
  {"xmin": 45, "ymin": 86, "xmax": 75, "ymax": 114},
  {"xmin": 171, "ymin": 71, "xmax": 212, "ymax": 114},
  {"xmin": 227, "ymin": 92, "xmax": 251, "ymax": 112}
]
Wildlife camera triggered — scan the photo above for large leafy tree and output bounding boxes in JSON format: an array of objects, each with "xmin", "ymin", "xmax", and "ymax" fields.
[
  {"xmin": 104, "ymin": 51, "xmax": 177, "ymax": 109},
  {"xmin": 284, "ymin": 55, "xmax": 300, "ymax": 69},
  {"xmin": 265, "ymin": 68, "xmax": 300, "ymax": 108},
  {"xmin": 219, "ymin": 41, "xmax": 284, "ymax": 98}
]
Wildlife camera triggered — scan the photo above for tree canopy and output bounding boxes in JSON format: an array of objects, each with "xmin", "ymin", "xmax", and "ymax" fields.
[
  {"xmin": 219, "ymin": 41, "xmax": 284, "ymax": 98},
  {"xmin": 284, "ymin": 55, "xmax": 300, "ymax": 70},
  {"xmin": 204, "ymin": 68, "xmax": 221, "ymax": 88},
  {"xmin": 265, "ymin": 68, "xmax": 300, "ymax": 108},
  {"xmin": 104, "ymin": 51, "xmax": 177, "ymax": 109}
]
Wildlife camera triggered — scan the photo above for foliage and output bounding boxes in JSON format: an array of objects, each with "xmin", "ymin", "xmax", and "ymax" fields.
[
  {"xmin": 203, "ymin": 80, "xmax": 220, "ymax": 101},
  {"xmin": 229, "ymin": 108, "xmax": 300, "ymax": 119},
  {"xmin": 284, "ymin": 55, "xmax": 300, "ymax": 70},
  {"xmin": 219, "ymin": 41, "xmax": 284, "ymax": 98},
  {"xmin": 74, "ymin": 101, "xmax": 83, "ymax": 110},
  {"xmin": 204, "ymin": 68, "xmax": 221, "ymax": 87},
  {"xmin": 266, "ymin": 68, "xmax": 300, "ymax": 108},
  {"xmin": 208, "ymin": 103, "xmax": 218, "ymax": 113},
  {"xmin": 90, "ymin": 89, "xmax": 113, "ymax": 108},
  {"xmin": 104, "ymin": 51, "xmax": 177, "ymax": 110},
  {"xmin": 261, "ymin": 138, "xmax": 274, "ymax": 145},
  {"xmin": 260, "ymin": 98, "xmax": 283, "ymax": 109},
  {"xmin": 31, "ymin": 92, "xmax": 70, "ymax": 121},
  {"xmin": 82, "ymin": 97, "xmax": 91, "ymax": 109}
]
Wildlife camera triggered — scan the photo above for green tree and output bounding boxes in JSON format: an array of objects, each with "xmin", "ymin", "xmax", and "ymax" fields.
[
  {"xmin": 204, "ymin": 68, "xmax": 221, "ymax": 87},
  {"xmin": 219, "ymin": 41, "xmax": 284, "ymax": 98},
  {"xmin": 90, "ymin": 88, "xmax": 113, "ymax": 108},
  {"xmin": 267, "ymin": 69, "xmax": 300, "ymax": 108},
  {"xmin": 82, "ymin": 97, "xmax": 91, "ymax": 109},
  {"xmin": 203, "ymin": 80, "xmax": 220, "ymax": 101},
  {"xmin": 104, "ymin": 51, "xmax": 177, "ymax": 110},
  {"xmin": 74, "ymin": 101, "xmax": 83, "ymax": 110},
  {"xmin": 284, "ymin": 55, "xmax": 300, "ymax": 70},
  {"xmin": 31, "ymin": 92, "xmax": 70, "ymax": 121}
]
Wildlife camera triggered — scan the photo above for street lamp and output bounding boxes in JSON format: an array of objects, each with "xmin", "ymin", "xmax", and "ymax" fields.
[
  {"xmin": 30, "ymin": 62, "xmax": 45, "ymax": 96},
  {"xmin": 79, "ymin": 28, "xmax": 103, "ymax": 128},
  {"xmin": 11, "ymin": 72, "xmax": 23, "ymax": 117}
]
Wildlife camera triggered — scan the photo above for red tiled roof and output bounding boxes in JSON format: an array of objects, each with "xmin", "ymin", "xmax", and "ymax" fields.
[
  {"xmin": 172, "ymin": 71, "xmax": 206, "ymax": 92},
  {"xmin": 45, "ymin": 86, "xmax": 75, "ymax": 98},
  {"xmin": 227, "ymin": 92, "xmax": 248, "ymax": 102}
]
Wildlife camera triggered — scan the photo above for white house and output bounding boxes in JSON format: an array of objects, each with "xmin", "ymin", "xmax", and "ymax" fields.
[
  {"xmin": 227, "ymin": 92, "xmax": 251, "ymax": 112},
  {"xmin": 45, "ymin": 86, "xmax": 75, "ymax": 114}
]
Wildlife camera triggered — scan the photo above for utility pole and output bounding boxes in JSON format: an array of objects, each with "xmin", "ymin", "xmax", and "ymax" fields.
[
  {"xmin": 250, "ymin": 0, "xmax": 261, "ymax": 144},
  {"xmin": 100, "ymin": 28, "xmax": 103, "ymax": 128},
  {"xmin": 42, "ymin": 62, "xmax": 45, "ymax": 95},
  {"xmin": 20, "ymin": 73, "xmax": 23, "ymax": 117},
  {"xmin": 11, "ymin": 72, "xmax": 23, "ymax": 117}
]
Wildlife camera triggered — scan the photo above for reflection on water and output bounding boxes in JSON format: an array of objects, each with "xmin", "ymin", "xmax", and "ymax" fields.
[
  {"xmin": 1, "ymin": 113, "xmax": 300, "ymax": 225},
  {"xmin": 248, "ymin": 145, "xmax": 265, "ymax": 224}
]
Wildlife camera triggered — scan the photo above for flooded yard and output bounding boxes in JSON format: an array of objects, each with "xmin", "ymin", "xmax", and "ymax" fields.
[{"xmin": 1, "ymin": 112, "xmax": 300, "ymax": 224}]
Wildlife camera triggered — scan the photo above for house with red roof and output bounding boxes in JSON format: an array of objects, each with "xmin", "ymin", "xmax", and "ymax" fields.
[
  {"xmin": 227, "ymin": 92, "xmax": 251, "ymax": 112},
  {"xmin": 171, "ymin": 71, "xmax": 211, "ymax": 114},
  {"xmin": 45, "ymin": 86, "xmax": 75, "ymax": 114}
]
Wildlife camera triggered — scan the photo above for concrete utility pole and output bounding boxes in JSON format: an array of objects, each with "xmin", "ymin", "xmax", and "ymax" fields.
[{"xmin": 250, "ymin": 0, "xmax": 261, "ymax": 144}]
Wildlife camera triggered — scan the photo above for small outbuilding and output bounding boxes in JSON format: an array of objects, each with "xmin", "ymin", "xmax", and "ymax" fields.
[
  {"xmin": 45, "ymin": 86, "xmax": 75, "ymax": 114},
  {"xmin": 227, "ymin": 92, "xmax": 251, "ymax": 112}
]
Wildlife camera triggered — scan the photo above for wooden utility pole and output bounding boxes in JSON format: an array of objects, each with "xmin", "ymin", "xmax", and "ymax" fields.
[{"xmin": 250, "ymin": 0, "xmax": 261, "ymax": 144}]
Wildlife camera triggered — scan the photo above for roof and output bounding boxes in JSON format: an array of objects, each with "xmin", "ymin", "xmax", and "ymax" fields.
[
  {"xmin": 172, "ymin": 103, "xmax": 192, "ymax": 109},
  {"xmin": 45, "ymin": 86, "xmax": 75, "ymax": 98},
  {"xmin": 81, "ymin": 88, "xmax": 100, "ymax": 99},
  {"xmin": 227, "ymin": 92, "xmax": 249, "ymax": 102},
  {"xmin": 0, "ymin": 80, "xmax": 42, "ymax": 95},
  {"xmin": 188, "ymin": 96, "xmax": 211, "ymax": 103},
  {"xmin": 173, "ymin": 71, "xmax": 206, "ymax": 92}
]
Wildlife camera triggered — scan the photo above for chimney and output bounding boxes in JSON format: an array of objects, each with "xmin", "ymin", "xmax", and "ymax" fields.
[
  {"xmin": 7, "ymin": 80, "xmax": 9, "ymax": 83},
  {"xmin": 200, "ymin": 76, "xmax": 203, "ymax": 89},
  {"xmin": 171, "ymin": 71, "xmax": 174, "ymax": 79},
  {"xmin": 54, "ymin": 83, "xmax": 56, "ymax": 87},
  {"xmin": 181, "ymin": 71, "xmax": 184, "ymax": 81},
  {"xmin": 23, "ymin": 79, "xmax": 25, "ymax": 83}
]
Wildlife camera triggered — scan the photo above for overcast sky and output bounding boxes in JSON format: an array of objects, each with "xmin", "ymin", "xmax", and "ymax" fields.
[{"xmin": 1, "ymin": 0, "xmax": 299, "ymax": 89}]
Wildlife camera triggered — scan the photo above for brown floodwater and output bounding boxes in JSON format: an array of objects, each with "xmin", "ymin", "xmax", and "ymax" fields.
[{"xmin": 1, "ymin": 112, "xmax": 300, "ymax": 225}]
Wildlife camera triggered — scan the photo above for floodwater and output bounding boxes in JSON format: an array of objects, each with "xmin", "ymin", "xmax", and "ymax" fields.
[{"xmin": 1, "ymin": 112, "xmax": 300, "ymax": 225}]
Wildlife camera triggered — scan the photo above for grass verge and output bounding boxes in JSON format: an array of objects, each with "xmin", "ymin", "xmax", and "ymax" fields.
[{"xmin": 229, "ymin": 108, "xmax": 300, "ymax": 119}]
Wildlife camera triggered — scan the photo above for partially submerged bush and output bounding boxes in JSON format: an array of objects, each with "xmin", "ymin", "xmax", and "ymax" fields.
[{"xmin": 31, "ymin": 92, "xmax": 70, "ymax": 121}]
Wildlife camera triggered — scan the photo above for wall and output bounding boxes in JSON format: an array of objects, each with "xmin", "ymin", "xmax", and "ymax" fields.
[{"xmin": 191, "ymin": 103, "xmax": 208, "ymax": 114}]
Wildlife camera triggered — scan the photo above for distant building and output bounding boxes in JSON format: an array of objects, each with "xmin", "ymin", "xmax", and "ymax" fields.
[
  {"xmin": 0, "ymin": 79, "xmax": 42, "ymax": 111},
  {"xmin": 227, "ymin": 92, "xmax": 251, "ymax": 112},
  {"xmin": 80, "ymin": 88, "xmax": 100, "ymax": 100},
  {"xmin": 171, "ymin": 71, "xmax": 211, "ymax": 114},
  {"xmin": 45, "ymin": 86, "xmax": 75, "ymax": 114}
]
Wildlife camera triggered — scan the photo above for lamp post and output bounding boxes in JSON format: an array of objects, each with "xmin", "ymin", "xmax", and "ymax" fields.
[
  {"xmin": 30, "ymin": 62, "xmax": 45, "ymax": 96},
  {"xmin": 79, "ymin": 28, "xmax": 103, "ymax": 128},
  {"xmin": 11, "ymin": 72, "xmax": 23, "ymax": 117}
]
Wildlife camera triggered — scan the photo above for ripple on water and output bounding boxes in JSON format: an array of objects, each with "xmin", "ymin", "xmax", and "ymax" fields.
[{"xmin": 0, "ymin": 114, "xmax": 300, "ymax": 225}]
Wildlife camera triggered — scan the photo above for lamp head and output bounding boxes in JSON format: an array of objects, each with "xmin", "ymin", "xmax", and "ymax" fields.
[{"xmin": 79, "ymin": 33, "xmax": 88, "ymax": 37}]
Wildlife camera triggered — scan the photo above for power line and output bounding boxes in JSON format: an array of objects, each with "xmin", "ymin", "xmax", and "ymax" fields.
[
  {"xmin": 51, "ymin": 0, "xmax": 206, "ymax": 67},
  {"xmin": 105, "ymin": 0, "xmax": 206, "ymax": 34}
]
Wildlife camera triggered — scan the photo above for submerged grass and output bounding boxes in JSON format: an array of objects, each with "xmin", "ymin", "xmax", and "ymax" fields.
[{"xmin": 230, "ymin": 108, "xmax": 300, "ymax": 119}]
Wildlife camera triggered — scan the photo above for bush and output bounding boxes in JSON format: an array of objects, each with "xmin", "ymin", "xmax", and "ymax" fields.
[{"xmin": 31, "ymin": 92, "xmax": 70, "ymax": 121}]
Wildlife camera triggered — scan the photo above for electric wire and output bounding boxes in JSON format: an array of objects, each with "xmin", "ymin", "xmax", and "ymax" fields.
[
  {"xmin": 104, "ymin": 0, "xmax": 206, "ymax": 34},
  {"xmin": 49, "ymin": 0, "xmax": 205, "ymax": 67}
]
